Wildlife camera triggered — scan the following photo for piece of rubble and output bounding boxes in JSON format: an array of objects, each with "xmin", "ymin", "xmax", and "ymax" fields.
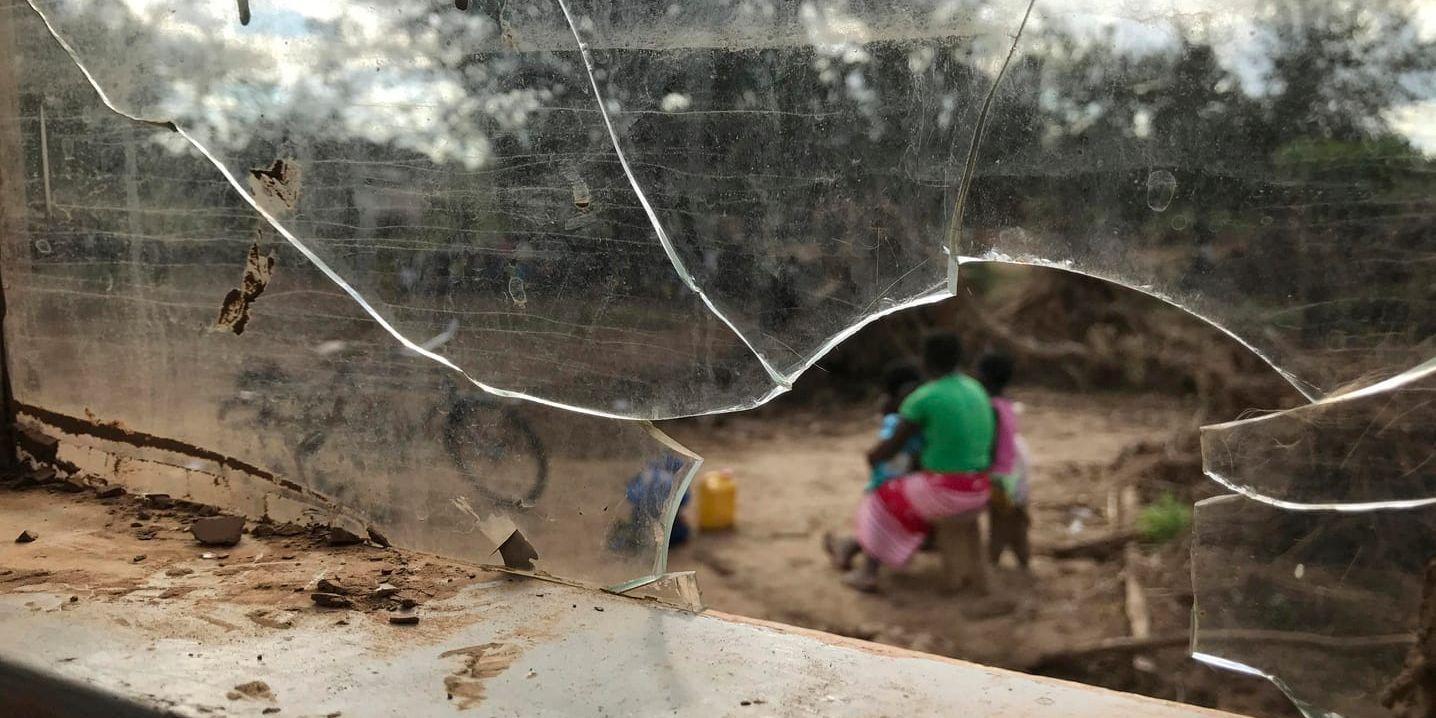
[
  {"xmin": 191, "ymin": 515, "xmax": 245, "ymax": 546},
  {"xmin": 32, "ymin": 467, "xmax": 58, "ymax": 484},
  {"xmin": 247, "ymin": 609, "xmax": 295, "ymax": 630},
  {"xmin": 166, "ymin": 567, "xmax": 194, "ymax": 577},
  {"xmin": 95, "ymin": 485, "xmax": 125, "ymax": 499},
  {"xmin": 132, "ymin": 555, "xmax": 146, "ymax": 563},
  {"xmin": 144, "ymin": 493, "xmax": 174, "ymax": 508},
  {"xmin": 176, "ymin": 500, "xmax": 219, "ymax": 517},
  {"xmin": 18, "ymin": 427, "xmax": 59, "ymax": 464},
  {"xmin": 315, "ymin": 578, "xmax": 347, "ymax": 595},
  {"xmin": 311, "ymin": 592, "xmax": 353, "ymax": 609},
  {"xmin": 15, "ymin": 530, "xmax": 37, "ymax": 543},
  {"xmin": 366, "ymin": 526, "xmax": 392, "ymax": 548},
  {"xmin": 327, "ymin": 526, "xmax": 365, "ymax": 546},
  {"xmin": 55, "ymin": 477, "xmax": 88, "ymax": 493},
  {"xmin": 388, "ymin": 611, "xmax": 419, "ymax": 625},
  {"xmin": 372, "ymin": 583, "xmax": 400, "ymax": 599},
  {"xmin": 228, "ymin": 680, "xmax": 273, "ymax": 701}
]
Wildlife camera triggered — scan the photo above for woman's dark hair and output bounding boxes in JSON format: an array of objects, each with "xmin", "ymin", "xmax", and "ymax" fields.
[
  {"xmin": 922, "ymin": 332, "xmax": 963, "ymax": 375},
  {"xmin": 977, "ymin": 352, "xmax": 1015, "ymax": 396},
  {"xmin": 882, "ymin": 362, "xmax": 922, "ymax": 397}
]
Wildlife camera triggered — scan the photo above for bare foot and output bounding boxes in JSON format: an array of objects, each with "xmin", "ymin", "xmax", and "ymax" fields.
[
  {"xmin": 841, "ymin": 568, "xmax": 880, "ymax": 593},
  {"xmin": 823, "ymin": 532, "xmax": 858, "ymax": 572}
]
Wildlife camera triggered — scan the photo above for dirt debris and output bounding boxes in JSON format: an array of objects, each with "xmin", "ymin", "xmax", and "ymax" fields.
[
  {"xmin": 214, "ymin": 241, "xmax": 278, "ymax": 336},
  {"xmin": 144, "ymin": 494, "xmax": 174, "ymax": 509},
  {"xmin": 15, "ymin": 530, "xmax": 37, "ymax": 543},
  {"xmin": 17, "ymin": 426, "xmax": 59, "ymax": 464},
  {"xmin": 315, "ymin": 578, "xmax": 348, "ymax": 595},
  {"xmin": 55, "ymin": 478, "xmax": 87, "ymax": 493},
  {"xmin": 310, "ymin": 593, "xmax": 353, "ymax": 609},
  {"xmin": 327, "ymin": 526, "xmax": 365, "ymax": 546},
  {"xmin": 441, "ymin": 643, "xmax": 521, "ymax": 709},
  {"xmin": 366, "ymin": 526, "xmax": 392, "ymax": 548},
  {"xmin": 247, "ymin": 609, "xmax": 295, "ymax": 630},
  {"xmin": 227, "ymin": 680, "xmax": 274, "ymax": 701},
  {"xmin": 191, "ymin": 515, "xmax": 245, "ymax": 546},
  {"xmin": 0, "ymin": 462, "xmax": 505, "ymax": 678}
]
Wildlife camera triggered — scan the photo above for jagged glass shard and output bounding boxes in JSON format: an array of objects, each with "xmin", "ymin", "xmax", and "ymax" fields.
[
  {"xmin": 19, "ymin": 0, "xmax": 775, "ymax": 417},
  {"xmin": 1192, "ymin": 495, "xmax": 1433, "ymax": 718},
  {"xmin": 963, "ymin": 0, "xmax": 1436, "ymax": 398},
  {"xmin": 1202, "ymin": 360, "xmax": 1435, "ymax": 508},
  {"xmin": 0, "ymin": 7, "xmax": 698, "ymax": 589},
  {"xmin": 615, "ymin": 570, "xmax": 704, "ymax": 612},
  {"xmin": 563, "ymin": 0, "xmax": 1035, "ymax": 378}
]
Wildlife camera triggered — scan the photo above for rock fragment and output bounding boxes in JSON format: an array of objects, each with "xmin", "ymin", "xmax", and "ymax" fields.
[
  {"xmin": 191, "ymin": 515, "xmax": 245, "ymax": 546},
  {"xmin": 311, "ymin": 592, "xmax": 353, "ymax": 609}
]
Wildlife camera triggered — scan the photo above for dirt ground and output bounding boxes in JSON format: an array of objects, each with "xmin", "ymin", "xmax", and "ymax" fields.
[
  {"xmin": 661, "ymin": 387, "xmax": 1302, "ymax": 718},
  {"xmin": 0, "ymin": 477, "xmax": 502, "ymax": 638}
]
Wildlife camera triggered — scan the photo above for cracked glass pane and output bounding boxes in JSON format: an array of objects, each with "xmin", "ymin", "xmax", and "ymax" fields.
[
  {"xmin": 1202, "ymin": 360, "xmax": 1435, "ymax": 508},
  {"xmin": 1192, "ymin": 495, "xmax": 1435, "ymax": 718},
  {"xmin": 24, "ymin": 0, "xmax": 1430, "ymax": 409},
  {"xmin": 0, "ymin": 4, "xmax": 698, "ymax": 589},
  {"xmin": 564, "ymin": 0, "xmax": 1033, "ymax": 379},
  {"xmin": 19, "ymin": 0, "xmax": 778, "ymax": 417},
  {"xmin": 963, "ymin": 0, "xmax": 1436, "ymax": 399},
  {"xmin": 1, "ymin": 0, "xmax": 1433, "ymax": 710}
]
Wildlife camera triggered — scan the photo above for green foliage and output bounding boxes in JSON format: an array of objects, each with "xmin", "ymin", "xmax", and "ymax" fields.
[{"xmin": 1138, "ymin": 493, "xmax": 1193, "ymax": 544}]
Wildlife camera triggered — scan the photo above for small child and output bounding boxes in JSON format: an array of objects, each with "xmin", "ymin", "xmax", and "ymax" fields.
[
  {"xmin": 978, "ymin": 352, "xmax": 1030, "ymax": 570},
  {"xmin": 608, "ymin": 453, "xmax": 691, "ymax": 554},
  {"xmin": 867, "ymin": 363, "xmax": 924, "ymax": 492}
]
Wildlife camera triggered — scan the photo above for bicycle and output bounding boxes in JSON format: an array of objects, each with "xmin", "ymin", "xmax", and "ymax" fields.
[{"xmin": 217, "ymin": 331, "xmax": 548, "ymax": 509}]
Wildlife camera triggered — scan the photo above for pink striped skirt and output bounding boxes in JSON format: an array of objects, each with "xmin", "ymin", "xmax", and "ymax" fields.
[{"xmin": 855, "ymin": 470, "xmax": 990, "ymax": 567}]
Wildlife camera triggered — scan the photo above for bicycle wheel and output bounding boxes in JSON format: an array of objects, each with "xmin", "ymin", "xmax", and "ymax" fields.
[{"xmin": 442, "ymin": 398, "xmax": 548, "ymax": 506}]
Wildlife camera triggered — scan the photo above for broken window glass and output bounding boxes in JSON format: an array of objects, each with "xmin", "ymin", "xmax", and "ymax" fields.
[
  {"xmin": 1202, "ymin": 360, "xmax": 1435, "ymax": 508},
  {"xmin": 16, "ymin": 0, "xmax": 1033, "ymax": 415},
  {"xmin": 0, "ymin": 1, "xmax": 1433, "ymax": 713},
  {"xmin": 1193, "ymin": 495, "xmax": 1436, "ymax": 718},
  {"xmin": 963, "ymin": 0, "xmax": 1435, "ymax": 400},
  {"xmin": 0, "ymin": 5, "xmax": 700, "ymax": 589}
]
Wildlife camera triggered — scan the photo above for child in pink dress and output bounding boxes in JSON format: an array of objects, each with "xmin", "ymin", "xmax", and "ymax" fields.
[{"xmin": 978, "ymin": 352, "xmax": 1030, "ymax": 569}]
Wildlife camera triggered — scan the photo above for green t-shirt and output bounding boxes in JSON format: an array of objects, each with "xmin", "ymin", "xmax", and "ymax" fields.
[{"xmin": 898, "ymin": 372, "xmax": 995, "ymax": 472}]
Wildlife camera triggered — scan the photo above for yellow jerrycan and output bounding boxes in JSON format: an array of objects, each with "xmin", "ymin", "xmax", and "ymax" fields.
[{"xmin": 697, "ymin": 469, "xmax": 736, "ymax": 530}]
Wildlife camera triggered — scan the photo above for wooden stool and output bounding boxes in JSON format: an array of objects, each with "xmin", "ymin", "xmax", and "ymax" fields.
[{"xmin": 932, "ymin": 513, "xmax": 987, "ymax": 595}]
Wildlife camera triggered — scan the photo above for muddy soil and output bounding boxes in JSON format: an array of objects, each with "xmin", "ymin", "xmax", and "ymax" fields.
[{"xmin": 661, "ymin": 387, "xmax": 1301, "ymax": 718}]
